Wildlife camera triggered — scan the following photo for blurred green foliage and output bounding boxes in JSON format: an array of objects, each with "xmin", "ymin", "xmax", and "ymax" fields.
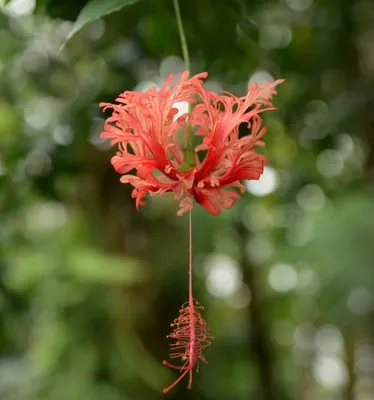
[{"xmin": 1, "ymin": 0, "xmax": 374, "ymax": 399}]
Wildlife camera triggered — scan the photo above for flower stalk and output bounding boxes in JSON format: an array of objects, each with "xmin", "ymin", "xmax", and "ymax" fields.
[
  {"xmin": 172, "ymin": 0, "xmax": 196, "ymax": 172},
  {"xmin": 172, "ymin": 0, "xmax": 191, "ymax": 75},
  {"xmin": 162, "ymin": 210, "xmax": 213, "ymax": 392}
]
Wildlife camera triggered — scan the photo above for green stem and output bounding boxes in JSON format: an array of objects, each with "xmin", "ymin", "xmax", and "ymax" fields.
[
  {"xmin": 173, "ymin": 0, "xmax": 195, "ymax": 170},
  {"xmin": 173, "ymin": 0, "xmax": 191, "ymax": 74}
]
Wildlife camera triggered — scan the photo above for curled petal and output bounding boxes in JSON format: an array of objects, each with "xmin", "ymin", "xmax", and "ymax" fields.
[
  {"xmin": 194, "ymin": 187, "xmax": 242, "ymax": 216},
  {"xmin": 177, "ymin": 197, "xmax": 194, "ymax": 216}
]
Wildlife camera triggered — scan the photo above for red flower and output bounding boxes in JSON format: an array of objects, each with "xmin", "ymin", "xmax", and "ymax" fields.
[{"xmin": 100, "ymin": 72, "xmax": 283, "ymax": 215}]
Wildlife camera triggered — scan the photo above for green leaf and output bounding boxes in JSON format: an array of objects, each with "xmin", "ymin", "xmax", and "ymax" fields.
[{"xmin": 59, "ymin": 0, "xmax": 141, "ymax": 52}]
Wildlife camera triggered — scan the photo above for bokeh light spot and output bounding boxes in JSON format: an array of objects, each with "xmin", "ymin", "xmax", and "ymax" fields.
[
  {"xmin": 268, "ymin": 263, "xmax": 298, "ymax": 292},
  {"xmin": 316, "ymin": 149, "xmax": 344, "ymax": 177},
  {"xmin": 248, "ymin": 70, "xmax": 275, "ymax": 84},
  {"xmin": 245, "ymin": 166, "xmax": 279, "ymax": 197},
  {"xmin": 297, "ymin": 184, "xmax": 325, "ymax": 212},
  {"xmin": 315, "ymin": 325, "xmax": 344, "ymax": 356},
  {"xmin": 204, "ymin": 254, "xmax": 242, "ymax": 299},
  {"xmin": 4, "ymin": 0, "xmax": 35, "ymax": 16},
  {"xmin": 348, "ymin": 287, "xmax": 374, "ymax": 315},
  {"xmin": 312, "ymin": 355, "xmax": 347, "ymax": 389}
]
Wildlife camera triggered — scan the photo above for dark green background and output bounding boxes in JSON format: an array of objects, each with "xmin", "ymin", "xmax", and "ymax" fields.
[{"xmin": 1, "ymin": 0, "xmax": 374, "ymax": 399}]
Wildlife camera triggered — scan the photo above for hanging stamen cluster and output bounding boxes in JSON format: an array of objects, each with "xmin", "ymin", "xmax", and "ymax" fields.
[{"xmin": 162, "ymin": 299, "xmax": 213, "ymax": 393}]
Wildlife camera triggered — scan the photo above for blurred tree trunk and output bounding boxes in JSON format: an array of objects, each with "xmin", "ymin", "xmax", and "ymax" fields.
[
  {"xmin": 235, "ymin": 219, "xmax": 278, "ymax": 400},
  {"xmin": 343, "ymin": 328, "xmax": 356, "ymax": 400}
]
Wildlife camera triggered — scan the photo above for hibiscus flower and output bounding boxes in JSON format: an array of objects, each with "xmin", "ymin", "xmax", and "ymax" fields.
[{"xmin": 100, "ymin": 71, "xmax": 283, "ymax": 215}]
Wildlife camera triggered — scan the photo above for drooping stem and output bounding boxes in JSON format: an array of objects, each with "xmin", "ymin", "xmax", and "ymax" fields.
[
  {"xmin": 187, "ymin": 210, "xmax": 195, "ymax": 383},
  {"xmin": 172, "ymin": 0, "xmax": 191, "ymax": 75},
  {"xmin": 174, "ymin": 0, "xmax": 194, "ymax": 290},
  {"xmin": 188, "ymin": 209, "xmax": 193, "ymax": 305},
  {"xmin": 163, "ymin": 208, "xmax": 213, "ymax": 392},
  {"xmin": 187, "ymin": 209, "xmax": 195, "ymax": 389},
  {"xmin": 173, "ymin": 0, "xmax": 194, "ymax": 301},
  {"xmin": 173, "ymin": 0, "xmax": 195, "ymax": 167}
]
